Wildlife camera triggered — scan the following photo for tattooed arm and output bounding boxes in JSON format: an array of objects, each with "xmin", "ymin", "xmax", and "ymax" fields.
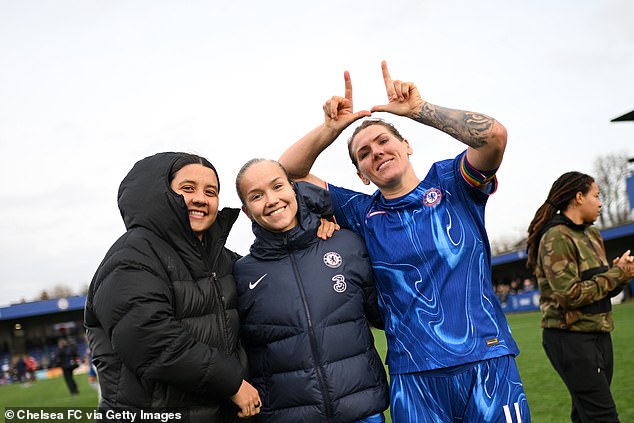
[
  {"xmin": 371, "ymin": 61, "xmax": 507, "ymax": 172},
  {"xmin": 415, "ymin": 102, "xmax": 507, "ymax": 172}
]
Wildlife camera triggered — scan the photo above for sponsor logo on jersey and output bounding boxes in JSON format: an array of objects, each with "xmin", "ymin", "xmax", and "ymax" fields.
[
  {"xmin": 332, "ymin": 274, "xmax": 347, "ymax": 293},
  {"xmin": 323, "ymin": 251, "xmax": 342, "ymax": 268},
  {"xmin": 422, "ymin": 187, "xmax": 442, "ymax": 207}
]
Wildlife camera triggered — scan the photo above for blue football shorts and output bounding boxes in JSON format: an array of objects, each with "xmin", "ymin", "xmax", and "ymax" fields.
[{"xmin": 389, "ymin": 355, "xmax": 530, "ymax": 423}]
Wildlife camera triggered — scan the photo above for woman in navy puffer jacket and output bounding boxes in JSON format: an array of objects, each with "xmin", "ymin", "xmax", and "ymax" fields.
[{"xmin": 233, "ymin": 159, "xmax": 389, "ymax": 423}]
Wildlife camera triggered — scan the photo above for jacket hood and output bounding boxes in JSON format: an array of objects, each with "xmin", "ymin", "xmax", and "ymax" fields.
[
  {"xmin": 117, "ymin": 152, "xmax": 239, "ymax": 275},
  {"xmin": 248, "ymin": 182, "xmax": 333, "ymax": 261}
]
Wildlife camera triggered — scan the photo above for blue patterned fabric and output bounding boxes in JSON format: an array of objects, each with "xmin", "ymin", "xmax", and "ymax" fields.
[
  {"xmin": 390, "ymin": 355, "xmax": 530, "ymax": 422},
  {"xmin": 328, "ymin": 151, "xmax": 519, "ymax": 374}
]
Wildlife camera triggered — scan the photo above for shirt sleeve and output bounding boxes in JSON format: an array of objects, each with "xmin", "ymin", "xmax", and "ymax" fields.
[
  {"xmin": 450, "ymin": 151, "xmax": 496, "ymax": 205},
  {"xmin": 326, "ymin": 183, "xmax": 372, "ymax": 238}
]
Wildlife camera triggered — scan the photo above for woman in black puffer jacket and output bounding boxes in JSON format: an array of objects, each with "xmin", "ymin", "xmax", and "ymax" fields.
[{"xmin": 85, "ymin": 152, "xmax": 261, "ymax": 422}]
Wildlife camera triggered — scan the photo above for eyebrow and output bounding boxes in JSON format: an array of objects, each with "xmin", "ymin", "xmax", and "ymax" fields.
[
  {"xmin": 177, "ymin": 179, "xmax": 218, "ymax": 190},
  {"xmin": 246, "ymin": 176, "xmax": 284, "ymax": 196},
  {"xmin": 356, "ymin": 133, "xmax": 387, "ymax": 154}
]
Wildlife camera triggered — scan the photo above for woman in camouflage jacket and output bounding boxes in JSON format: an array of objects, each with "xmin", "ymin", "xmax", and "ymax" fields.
[{"xmin": 526, "ymin": 171, "xmax": 634, "ymax": 423}]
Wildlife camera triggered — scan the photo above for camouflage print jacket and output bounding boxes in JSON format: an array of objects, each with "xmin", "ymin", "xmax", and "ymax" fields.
[{"xmin": 535, "ymin": 214, "xmax": 628, "ymax": 332}]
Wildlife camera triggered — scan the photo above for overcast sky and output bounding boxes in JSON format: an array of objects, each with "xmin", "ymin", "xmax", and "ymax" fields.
[{"xmin": 1, "ymin": 0, "xmax": 633, "ymax": 307}]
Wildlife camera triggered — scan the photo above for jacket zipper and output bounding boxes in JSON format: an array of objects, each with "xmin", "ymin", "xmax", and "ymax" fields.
[
  {"xmin": 211, "ymin": 271, "xmax": 231, "ymax": 354},
  {"xmin": 201, "ymin": 241, "xmax": 231, "ymax": 355},
  {"xmin": 286, "ymin": 236, "xmax": 334, "ymax": 421}
]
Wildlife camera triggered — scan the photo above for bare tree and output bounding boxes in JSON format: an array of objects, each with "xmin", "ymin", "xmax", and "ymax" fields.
[
  {"xmin": 593, "ymin": 152, "xmax": 634, "ymax": 228},
  {"xmin": 491, "ymin": 234, "xmax": 527, "ymax": 255},
  {"xmin": 51, "ymin": 283, "xmax": 76, "ymax": 299}
]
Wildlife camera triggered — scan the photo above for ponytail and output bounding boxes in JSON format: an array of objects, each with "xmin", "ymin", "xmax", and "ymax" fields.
[
  {"xmin": 526, "ymin": 202, "xmax": 559, "ymax": 270},
  {"xmin": 526, "ymin": 171, "xmax": 594, "ymax": 271}
]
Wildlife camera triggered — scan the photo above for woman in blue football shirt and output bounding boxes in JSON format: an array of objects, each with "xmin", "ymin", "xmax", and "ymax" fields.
[{"xmin": 279, "ymin": 61, "xmax": 530, "ymax": 423}]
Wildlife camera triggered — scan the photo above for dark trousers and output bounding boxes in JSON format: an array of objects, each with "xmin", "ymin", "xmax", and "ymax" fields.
[
  {"xmin": 62, "ymin": 367, "xmax": 79, "ymax": 394},
  {"xmin": 542, "ymin": 328, "xmax": 618, "ymax": 423}
]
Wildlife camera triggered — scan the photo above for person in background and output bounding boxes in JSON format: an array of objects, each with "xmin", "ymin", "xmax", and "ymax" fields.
[
  {"xmin": 25, "ymin": 355, "xmax": 37, "ymax": 382},
  {"xmin": 522, "ymin": 277, "xmax": 536, "ymax": 292},
  {"xmin": 233, "ymin": 159, "xmax": 389, "ymax": 423},
  {"xmin": 279, "ymin": 61, "xmax": 529, "ymax": 422},
  {"xmin": 85, "ymin": 152, "xmax": 260, "ymax": 422},
  {"xmin": 14, "ymin": 355, "xmax": 27, "ymax": 384},
  {"xmin": 526, "ymin": 171, "xmax": 634, "ymax": 423},
  {"xmin": 56, "ymin": 338, "xmax": 79, "ymax": 395}
]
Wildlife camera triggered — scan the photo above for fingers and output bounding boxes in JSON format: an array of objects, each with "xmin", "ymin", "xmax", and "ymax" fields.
[
  {"xmin": 316, "ymin": 221, "xmax": 326, "ymax": 240},
  {"xmin": 320, "ymin": 221, "xmax": 340, "ymax": 240},
  {"xmin": 381, "ymin": 60, "xmax": 395, "ymax": 100},
  {"xmin": 322, "ymin": 97, "xmax": 371, "ymax": 122},
  {"xmin": 237, "ymin": 400, "xmax": 262, "ymax": 418},
  {"xmin": 317, "ymin": 219, "xmax": 340, "ymax": 240},
  {"xmin": 231, "ymin": 380, "xmax": 262, "ymax": 418},
  {"xmin": 618, "ymin": 249, "xmax": 632, "ymax": 263},
  {"xmin": 381, "ymin": 60, "xmax": 411, "ymax": 100},
  {"xmin": 351, "ymin": 110, "xmax": 373, "ymax": 122},
  {"xmin": 615, "ymin": 250, "xmax": 634, "ymax": 279},
  {"xmin": 370, "ymin": 103, "xmax": 388, "ymax": 113},
  {"xmin": 323, "ymin": 96, "xmax": 344, "ymax": 120},
  {"xmin": 321, "ymin": 71, "xmax": 353, "ymax": 120},
  {"xmin": 344, "ymin": 70, "xmax": 352, "ymax": 101}
]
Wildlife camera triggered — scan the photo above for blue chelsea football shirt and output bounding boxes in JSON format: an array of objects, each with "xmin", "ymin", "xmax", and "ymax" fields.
[{"xmin": 328, "ymin": 151, "xmax": 519, "ymax": 374}]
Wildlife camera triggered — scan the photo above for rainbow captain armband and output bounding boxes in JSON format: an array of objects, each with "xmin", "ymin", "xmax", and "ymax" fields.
[{"xmin": 460, "ymin": 155, "xmax": 498, "ymax": 189}]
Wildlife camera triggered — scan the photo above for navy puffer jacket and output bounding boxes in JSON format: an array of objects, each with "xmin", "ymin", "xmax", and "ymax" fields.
[
  {"xmin": 85, "ymin": 152, "xmax": 246, "ymax": 423},
  {"xmin": 233, "ymin": 182, "xmax": 389, "ymax": 423}
]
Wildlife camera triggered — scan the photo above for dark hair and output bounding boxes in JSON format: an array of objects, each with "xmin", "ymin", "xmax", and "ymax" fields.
[
  {"xmin": 347, "ymin": 118, "xmax": 405, "ymax": 168},
  {"xmin": 169, "ymin": 153, "xmax": 220, "ymax": 192},
  {"xmin": 235, "ymin": 158, "xmax": 292, "ymax": 204},
  {"xmin": 525, "ymin": 171, "xmax": 594, "ymax": 270}
]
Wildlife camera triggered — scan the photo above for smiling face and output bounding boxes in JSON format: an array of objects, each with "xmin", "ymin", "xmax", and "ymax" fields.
[
  {"xmin": 238, "ymin": 160, "xmax": 298, "ymax": 233},
  {"xmin": 170, "ymin": 163, "xmax": 219, "ymax": 240},
  {"xmin": 350, "ymin": 123, "xmax": 415, "ymax": 194}
]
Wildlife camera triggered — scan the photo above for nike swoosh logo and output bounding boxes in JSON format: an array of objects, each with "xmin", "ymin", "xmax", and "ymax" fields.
[{"xmin": 249, "ymin": 274, "xmax": 267, "ymax": 290}]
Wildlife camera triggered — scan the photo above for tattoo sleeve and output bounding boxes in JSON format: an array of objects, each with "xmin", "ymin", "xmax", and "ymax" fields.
[{"xmin": 416, "ymin": 102, "xmax": 495, "ymax": 149}]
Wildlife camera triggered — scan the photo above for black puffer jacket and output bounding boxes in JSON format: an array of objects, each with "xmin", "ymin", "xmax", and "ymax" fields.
[
  {"xmin": 233, "ymin": 182, "xmax": 389, "ymax": 423},
  {"xmin": 85, "ymin": 152, "xmax": 246, "ymax": 423}
]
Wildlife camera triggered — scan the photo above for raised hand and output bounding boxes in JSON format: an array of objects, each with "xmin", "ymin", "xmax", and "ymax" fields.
[
  {"xmin": 323, "ymin": 71, "xmax": 371, "ymax": 133},
  {"xmin": 371, "ymin": 60, "xmax": 424, "ymax": 119},
  {"xmin": 613, "ymin": 250, "xmax": 634, "ymax": 280}
]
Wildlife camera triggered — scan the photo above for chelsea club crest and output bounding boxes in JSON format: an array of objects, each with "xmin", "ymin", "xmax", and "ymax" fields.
[
  {"xmin": 323, "ymin": 251, "xmax": 342, "ymax": 268},
  {"xmin": 423, "ymin": 187, "xmax": 442, "ymax": 207}
]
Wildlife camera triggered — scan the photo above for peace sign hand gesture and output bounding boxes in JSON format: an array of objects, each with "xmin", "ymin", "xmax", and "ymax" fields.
[
  {"xmin": 371, "ymin": 60, "xmax": 425, "ymax": 119},
  {"xmin": 322, "ymin": 71, "xmax": 371, "ymax": 133}
]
